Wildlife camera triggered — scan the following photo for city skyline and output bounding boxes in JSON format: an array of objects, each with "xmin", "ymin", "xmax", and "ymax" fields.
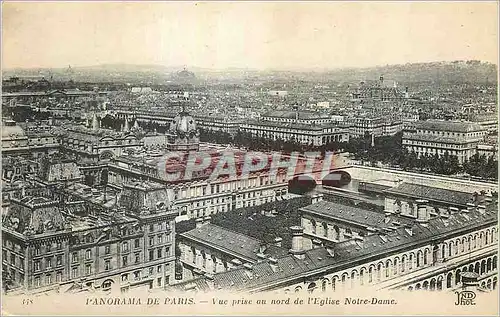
[{"xmin": 2, "ymin": 1, "xmax": 498, "ymax": 70}]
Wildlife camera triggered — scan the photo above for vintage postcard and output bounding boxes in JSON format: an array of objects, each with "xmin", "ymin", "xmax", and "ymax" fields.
[{"xmin": 1, "ymin": 1, "xmax": 498, "ymax": 316}]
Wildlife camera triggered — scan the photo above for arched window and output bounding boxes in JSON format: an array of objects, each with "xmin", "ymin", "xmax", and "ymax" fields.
[
  {"xmin": 295, "ymin": 286, "xmax": 302, "ymax": 293},
  {"xmin": 455, "ymin": 269, "xmax": 461, "ymax": 285},
  {"xmin": 424, "ymin": 249, "xmax": 429, "ymax": 265},
  {"xmin": 417, "ymin": 251, "xmax": 422, "ymax": 267},
  {"xmin": 368, "ymin": 267, "xmax": 373, "ymax": 283},
  {"xmin": 332, "ymin": 276, "xmax": 337, "ymax": 291},
  {"xmin": 377, "ymin": 263, "xmax": 383, "ymax": 281},
  {"xmin": 448, "ymin": 242, "xmax": 453, "ymax": 256},
  {"xmin": 455, "ymin": 239, "xmax": 460, "ymax": 254},
  {"xmin": 308, "ymin": 283, "xmax": 316, "ymax": 294},
  {"xmin": 475, "ymin": 262, "xmax": 480, "ymax": 274},
  {"xmin": 467, "ymin": 236, "xmax": 471, "ymax": 251},
  {"xmin": 485, "ymin": 230, "xmax": 490, "ymax": 245},
  {"xmin": 350, "ymin": 271, "xmax": 357, "ymax": 288},
  {"xmin": 409, "ymin": 253, "xmax": 414, "ymax": 270},
  {"xmin": 441, "ymin": 245, "xmax": 446, "ymax": 259},
  {"xmin": 493, "ymin": 256, "xmax": 497, "ymax": 270},
  {"xmin": 447, "ymin": 272, "xmax": 453, "ymax": 288},
  {"xmin": 487, "ymin": 258, "xmax": 492, "ymax": 272},
  {"xmin": 322, "ymin": 222, "xmax": 328, "ymax": 237},
  {"xmin": 360, "ymin": 269, "xmax": 365, "ymax": 285},
  {"xmin": 321, "ymin": 279, "xmax": 328, "ymax": 292},
  {"xmin": 385, "ymin": 260, "xmax": 392, "ymax": 278},
  {"xmin": 393, "ymin": 258, "xmax": 399, "ymax": 275}
]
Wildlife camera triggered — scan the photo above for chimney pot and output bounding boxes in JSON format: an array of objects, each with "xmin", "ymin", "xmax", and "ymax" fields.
[
  {"xmin": 274, "ymin": 237, "xmax": 283, "ymax": 247},
  {"xmin": 289, "ymin": 226, "xmax": 305, "ymax": 259},
  {"xmin": 195, "ymin": 217, "xmax": 203, "ymax": 228}
]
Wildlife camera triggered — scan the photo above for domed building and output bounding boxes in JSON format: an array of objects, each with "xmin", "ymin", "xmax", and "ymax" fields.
[{"xmin": 167, "ymin": 107, "xmax": 200, "ymax": 152}]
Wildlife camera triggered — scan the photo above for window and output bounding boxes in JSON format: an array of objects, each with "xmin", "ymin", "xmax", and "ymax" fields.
[
  {"xmin": 134, "ymin": 239, "xmax": 140, "ymax": 249},
  {"xmin": 135, "ymin": 253, "xmax": 140, "ymax": 264},
  {"xmin": 72, "ymin": 267, "xmax": 78, "ymax": 278},
  {"xmin": 35, "ymin": 246, "xmax": 40, "ymax": 256},
  {"xmin": 165, "ymin": 247, "xmax": 170, "ymax": 256},
  {"xmin": 157, "ymin": 277, "xmax": 162, "ymax": 287},
  {"xmin": 72, "ymin": 252, "xmax": 78, "ymax": 262},
  {"xmin": 56, "ymin": 271, "xmax": 62, "ymax": 282},
  {"xmin": 57, "ymin": 242, "xmax": 62, "ymax": 250},
  {"xmin": 157, "ymin": 265, "xmax": 162, "ymax": 273},
  {"xmin": 121, "ymin": 274, "xmax": 128, "ymax": 282},
  {"xmin": 105, "ymin": 245, "xmax": 110, "ymax": 255},
  {"xmin": 10, "ymin": 254, "xmax": 15, "ymax": 265},
  {"xmin": 122, "ymin": 256, "xmax": 128, "ymax": 267},
  {"xmin": 133, "ymin": 271, "xmax": 141, "ymax": 281},
  {"xmin": 149, "ymin": 224, "xmax": 154, "ymax": 232},
  {"xmin": 85, "ymin": 249, "xmax": 91, "ymax": 260},
  {"xmin": 46, "ymin": 243, "xmax": 51, "ymax": 253},
  {"xmin": 122, "ymin": 242, "xmax": 129, "ymax": 252},
  {"xmin": 149, "ymin": 250, "xmax": 154, "ymax": 261},
  {"xmin": 46, "ymin": 257, "xmax": 52, "ymax": 268},
  {"xmin": 157, "ymin": 235, "xmax": 162, "ymax": 244},
  {"xmin": 157, "ymin": 248, "xmax": 162, "ymax": 259},
  {"xmin": 105, "ymin": 260, "xmax": 111, "ymax": 271},
  {"xmin": 34, "ymin": 260, "xmax": 40, "ymax": 271},
  {"xmin": 56, "ymin": 255, "xmax": 62, "ymax": 266},
  {"xmin": 85, "ymin": 264, "xmax": 92, "ymax": 275},
  {"xmin": 149, "ymin": 238, "xmax": 154, "ymax": 247},
  {"xmin": 34, "ymin": 276, "xmax": 41, "ymax": 287}
]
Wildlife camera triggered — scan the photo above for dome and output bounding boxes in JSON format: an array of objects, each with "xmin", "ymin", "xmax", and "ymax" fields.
[{"xmin": 2, "ymin": 120, "xmax": 26, "ymax": 139}]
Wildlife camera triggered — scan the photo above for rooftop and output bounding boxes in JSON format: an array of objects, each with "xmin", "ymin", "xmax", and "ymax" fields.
[
  {"xmin": 301, "ymin": 200, "xmax": 414, "ymax": 229},
  {"xmin": 383, "ymin": 182, "xmax": 473, "ymax": 206},
  {"xmin": 170, "ymin": 198, "xmax": 497, "ymax": 293},
  {"xmin": 180, "ymin": 223, "xmax": 284, "ymax": 262},
  {"xmin": 408, "ymin": 120, "xmax": 486, "ymax": 133}
]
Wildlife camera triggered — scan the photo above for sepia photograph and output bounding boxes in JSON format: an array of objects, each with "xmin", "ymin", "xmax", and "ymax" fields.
[{"xmin": 1, "ymin": 1, "xmax": 499, "ymax": 316}]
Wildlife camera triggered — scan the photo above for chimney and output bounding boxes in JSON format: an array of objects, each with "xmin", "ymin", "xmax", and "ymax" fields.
[
  {"xmin": 477, "ymin": 205, "xmax": 486, "ymax": 215},
  {"xmin": 243, "ymin": 263, "xmax": 254, "ymax": 279},
  {"xmin": 354, "ymin": 235, "xmax": 364, "ymax": 247},
  {"xmin": 460, "ymin": 272, "xmax": 479, "ymax": 292},
  {"xmin": 311, "ymin": 193, "xmax": 324, "ymax": 204},
  {"xmin": 404, "ymin": 225, "xmax": 413, "ymax": 236},
  {"xmin": 289, "ymin": 226, "xmax": 305, "ymax": 259},
  {"xmin": 203, "ymin": 216, "xmax": 211, "ymax": 224},
  {"xmin": 195, "ymin": 217, "xmax": 204, "ymax": 229},
  {"xmin": 274, "ymin": 237, "xmax": 283, "ymax": 247},
  {"xmin": 231, "ymin": 259, "xmax": 242, "ymax": 267},
  {"xmin": 256, "ymin": 253, "xmax": 267, "ymax": 262},
  {"xmin": 268, "ymin": 257, "xmax": 278, "ymax": 272},
  {"xmin": 466, "ymin": 202, "xmax": 475, "ymax": 213},
  {"xmin": 415, "ymin": 199, "xmax": 429, "ymax": 224},
  {"xmin": 477, "ymin": 191, "xmax": 486, "ymax": 204},
  {"xmin": 312, "ymin": 239, "xmax": 323, "ymax": 249},
  {"xmin": 449, "ymin": 207, "xmax": 459, "ymax": 215},
  {"xmin": 485, "ymin": 192, "xmax": 493, "ymax": 203}
]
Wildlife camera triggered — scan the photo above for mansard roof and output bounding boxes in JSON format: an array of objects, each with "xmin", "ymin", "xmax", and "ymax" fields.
[
  {"xmin": 170, "ymin": 199, "xmax": 497, "ymax": 293},
  {"xmin": 383, "ymin": 182, "xmax": 473, "ymax": 206}
]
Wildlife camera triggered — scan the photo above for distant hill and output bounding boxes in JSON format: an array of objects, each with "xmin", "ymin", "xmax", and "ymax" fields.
[{"xmin": 2, "ymin": 60, "xmax": 497, "ymax": 84}]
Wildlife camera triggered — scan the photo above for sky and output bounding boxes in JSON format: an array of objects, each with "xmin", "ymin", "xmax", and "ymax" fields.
[{"xmin": 2, "ymin": 1, "xmax": 498, "ymax": 70}]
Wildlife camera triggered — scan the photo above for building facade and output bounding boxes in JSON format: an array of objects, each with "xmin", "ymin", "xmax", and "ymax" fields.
[{"xmin": 402, "ymin": 120, "xmax": 489, "ymax": 163}]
